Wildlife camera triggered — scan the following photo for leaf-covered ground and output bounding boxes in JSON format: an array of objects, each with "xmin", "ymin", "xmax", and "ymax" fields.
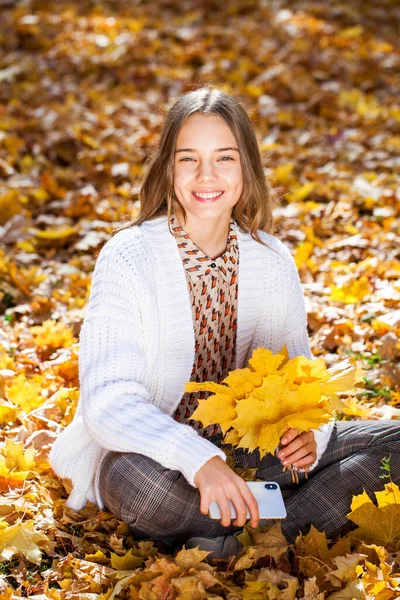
[{"xmin": 0, "ymin": 0, "xmax": 400, "ymax": 597}]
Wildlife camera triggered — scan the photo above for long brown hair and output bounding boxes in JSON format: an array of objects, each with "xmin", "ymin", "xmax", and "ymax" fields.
[{"xmin": 115, "ymin": 85, "xmax": 279, "ymax": 246}]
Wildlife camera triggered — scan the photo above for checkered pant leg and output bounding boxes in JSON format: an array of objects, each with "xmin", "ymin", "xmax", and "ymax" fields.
[
  {"xmin": 233, "ymin": 419, "xmax": 400, "ymax": 544},
  {"xmin": 98, "ymin": 440, "xmax": 242, "ymax": 542}
]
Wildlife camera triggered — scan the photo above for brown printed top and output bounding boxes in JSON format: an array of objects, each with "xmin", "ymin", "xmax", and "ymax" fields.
[{"xmin": 170, "ymin": 214, "xmax": 239, "ymax": 438}]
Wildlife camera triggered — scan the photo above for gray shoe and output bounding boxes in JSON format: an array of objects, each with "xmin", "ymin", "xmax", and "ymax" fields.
[{"xmin": 185, "ymin": 531, "xmax": 242, "ymax": 559}]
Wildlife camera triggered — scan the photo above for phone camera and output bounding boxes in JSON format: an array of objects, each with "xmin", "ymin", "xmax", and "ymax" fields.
[{"xmin": 265, "ymin": 483, "xmax": 278, "ymax": 489}]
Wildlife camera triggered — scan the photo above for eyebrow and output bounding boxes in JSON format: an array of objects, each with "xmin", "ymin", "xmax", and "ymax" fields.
[{"xmin": 175, "ymin": 147, "xmax": 239, "ymax": 154}]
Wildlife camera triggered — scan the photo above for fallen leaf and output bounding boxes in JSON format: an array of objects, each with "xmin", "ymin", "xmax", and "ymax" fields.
[
  {"xmin": 345, "ymin": 483, "xmax": 400, "ymax": 549},
  {"xmin": 234, "ymin": 521, "xmax": 288, "ymax": 570},
  {"xmin": 0, "ymin": 519, "xmax": 52, "ymax": 565}
]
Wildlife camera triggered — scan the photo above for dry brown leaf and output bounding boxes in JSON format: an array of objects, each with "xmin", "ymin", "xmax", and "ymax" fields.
[{"xmin": 234, "ymin": 521, "xmax": 289, "ymax": 570}]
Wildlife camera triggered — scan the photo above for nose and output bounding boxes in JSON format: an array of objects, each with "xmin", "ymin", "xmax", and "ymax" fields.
[{"xmin": 196, "ymin": 160, "xmax": 217, "ymax": 182}]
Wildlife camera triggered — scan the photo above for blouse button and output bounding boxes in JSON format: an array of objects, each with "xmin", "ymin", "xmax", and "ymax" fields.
[{"xmin": 210, "ymin": 262, "xmax": 216, "ymax": 268}]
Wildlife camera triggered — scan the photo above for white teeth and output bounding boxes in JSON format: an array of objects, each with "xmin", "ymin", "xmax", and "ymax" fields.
[{"xmin": 194, "ymin": 192, "xmax": 223, "ymax": 199}]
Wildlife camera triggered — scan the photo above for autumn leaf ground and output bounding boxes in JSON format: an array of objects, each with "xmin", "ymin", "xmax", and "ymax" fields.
[{"xmin": 0, "ymin": 0, "xmax": 400, "ymax": 597}]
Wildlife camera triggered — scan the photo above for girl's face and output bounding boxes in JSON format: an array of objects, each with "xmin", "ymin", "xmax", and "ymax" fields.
[{"xmin": 172, "ymin": 113, "xmax": 243, "ymax": 224}]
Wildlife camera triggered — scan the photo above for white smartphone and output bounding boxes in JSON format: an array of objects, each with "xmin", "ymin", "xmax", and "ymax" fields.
[{"xmin": 208, "ymin": 481, "xmax": 287, "ymax": 520}]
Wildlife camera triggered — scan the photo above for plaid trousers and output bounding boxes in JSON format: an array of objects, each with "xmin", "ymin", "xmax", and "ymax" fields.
[{"xmin": 98, "ymin": 420, "xmax": 400, "ymax": 545}]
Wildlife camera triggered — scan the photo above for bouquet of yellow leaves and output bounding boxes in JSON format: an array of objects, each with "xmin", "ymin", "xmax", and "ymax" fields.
[{"xmin": 185, "ymin": 345, "xmax": 365, "ymax": 464}]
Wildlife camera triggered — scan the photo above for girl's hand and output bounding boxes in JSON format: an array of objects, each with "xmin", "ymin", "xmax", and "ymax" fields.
[
  {"xmin": 193, "ymin": 456, "xmax": 259, "ymax": 529},
  {"xmin": 277, "ymin": 428, "xmax": 317, "ymax": 468}
]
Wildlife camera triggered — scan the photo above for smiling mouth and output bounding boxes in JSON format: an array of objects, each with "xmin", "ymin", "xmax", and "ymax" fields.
[{"xmin": 192, "ymin": 191, "xmax": 225, "ymax": 202}]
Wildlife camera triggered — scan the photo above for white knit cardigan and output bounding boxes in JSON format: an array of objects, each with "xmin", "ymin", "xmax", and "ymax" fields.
[{"xmin": 50, "ymin": 215, "xmax": 334, "ymax": 511}]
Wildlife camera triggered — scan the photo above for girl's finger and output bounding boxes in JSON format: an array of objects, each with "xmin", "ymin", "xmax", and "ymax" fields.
[
  {"xmin": 281, "ymin": 444, "xmax": 311, "ymax": 465},
  {"xmin": 278, "ymin": 436, "xmax": 304, "ymax": 459},
  {"xmin": 200, "ymin": 491, "xmax": 210, "ymax": 515},
  {"xmin": 231, "ymin": 493, "xmax": 249, "ymax": 527},
  {"xmin": 239, "ymin": 481, "xmax": 259, "ymax": 527},
  {"xmin": 218, "ymin": 495, "xmax": 234, "ymax": 528},
  {"xmin": 292, "ymin": 453, "xmax": 316, "ymax": 468},
  {"xmin": 280, "ymin": 428, "xmax": 299, "ymax": 445}
]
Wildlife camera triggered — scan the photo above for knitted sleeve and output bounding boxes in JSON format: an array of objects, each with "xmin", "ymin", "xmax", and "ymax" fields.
[
  {"xmin": 78, "ymin": 237, "xmax": 227, "ymax": 487},
  {"xmin": 283, "ymin": 252, "xmax": 334, "ymax": 470}
]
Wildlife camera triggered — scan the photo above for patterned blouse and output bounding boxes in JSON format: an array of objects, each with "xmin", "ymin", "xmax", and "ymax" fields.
[{"xmin": 170, "ymin": 214, "xmax": 239, "ymax": 438}]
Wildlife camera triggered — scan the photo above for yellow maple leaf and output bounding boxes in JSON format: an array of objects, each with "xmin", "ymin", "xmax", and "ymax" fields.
[
  {"xmin": 223, "ymin": 429, "xmax": 241, "ymax": 446},
  {"xmin": 2, "ymin": 439, "xmax": 35, "ymax": 471},
  {"xmin": 294, "ymin": 240, "xmax": 314, "ymax": 270},
  {"xmin": 285, "ymin": 407, "xmax": 332, "ymax": 431},
  {"xmin": 256, "ymin": 379, "xmax": 324, "ymax": 418},
  {"xmin": 6, "ymin": 373, "xmax": 44, "ymax": 413},
  {"xmin": 222, "ymin": 368, "xmax": 264, "ymax": 398},
  {"xmin": 237, "ymin": 427, "xmax": 261, "ymax": 455},
  {"xmin": 175, "ymin": 546, "xmax": 212, "ymax": 569},
  {"xmin": 190, "ymin": 391, "xmax": 237, "ymax": 435},
  {"xmin": 184, "ymin": 381, "xmax": 230, "ymax": 395},
  {"xmin": 341, "ymin": 397, "xmax": 375, "ymax": 419},
  {"xmin": 255, "ymin": 423, "xmax": 285, "ymax": 458},
  {"xmin": 329, "ymin": 275, "xmax": 372, "ymax": 304},
  {"xmin": 248, "ymin": 345, "xmax": 288, "ymax": 376},
  {"xmin": 278, "ymin": 356, "xmax": 330, "ymax": 385},
  {"xmin": 273, "ymin": 162, "xmax": 295, "ymax": 185},
  {"xmin": 0, "ymin": 191, "xmax": 23, "ymax": 225},
  {"xmin": 110, "ymin": 549, "xmax": 144, "ymax": 570},
  {"xmin": 0, "ymin": 343, "xmax": 14, "ymax": 369},
  {"xmin": 29, "ymin": 319, "xmax": 77, "ymax": 349},
  {"xmin": 286, "ymin": 182, "xmax": 316, "ymax": 203},
  {"xmin": 236, "ymin": 379, "xmax": 331, "ymax": 456},
  {"xmin": 0, "ymin": 520, "xmax": 52, "ymax": 565},
  {"xmin": 0, "ymin": 398, "xmax": 17, "ymax": 424},
  {"xmin": 0, "ymin": 456, "xmax": 29, "ymax": 485},
  {"xmin": 358, "ymin": 543, "xmax": 388, "ymax": 566},
  {"xmin": 326, "ymin": 580, "xmax": 366, "ymax": 599},
  {"xmin": 346, "ymin": 483, "xmax": 400, "ymax": 549},
  {"xmin": 84, "ymin": 549, "xmax": 110, "ymax": 564},
  {"xmin": 325, "ymin": 553, "xmax": 365, "ymax": 589},
  {"xmin": 360, "ymin": 558, "xmax": 400, "ymax": 599},
  {"xmin": 185, "ymin": 346, "xmax": 361, "ymax": 460},
  {"xmin": 320, "ymin": 359, "xmax": 366, "ymax": 398},
  {"xmin": 33, "ymin": 225, "xmax": 78, "ymax": 240},
  {"xmin": 0, "ymin": 439, "xmax": 36, "ymax": 485},
  {"xmin": 349, "ymin": 490, "xmax": 372, "ymax": 512},
  {"xmin": 375, "ymin": 483, "xmax": 400, "ymax": 507},
  {"xmin": 233, "ymin": 395, "xmax": 270, "ymax": 435}
]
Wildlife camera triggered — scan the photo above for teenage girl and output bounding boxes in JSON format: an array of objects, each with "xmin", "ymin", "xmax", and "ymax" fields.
[{"xmin": 50, "ymin": 86, "xmax": 400, "ymax": 559}]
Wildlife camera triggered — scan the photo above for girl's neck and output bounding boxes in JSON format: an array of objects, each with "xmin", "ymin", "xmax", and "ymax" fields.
[{"xmin": 174, "ymin": 210, "xmax": 232, "ymax": 260}]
